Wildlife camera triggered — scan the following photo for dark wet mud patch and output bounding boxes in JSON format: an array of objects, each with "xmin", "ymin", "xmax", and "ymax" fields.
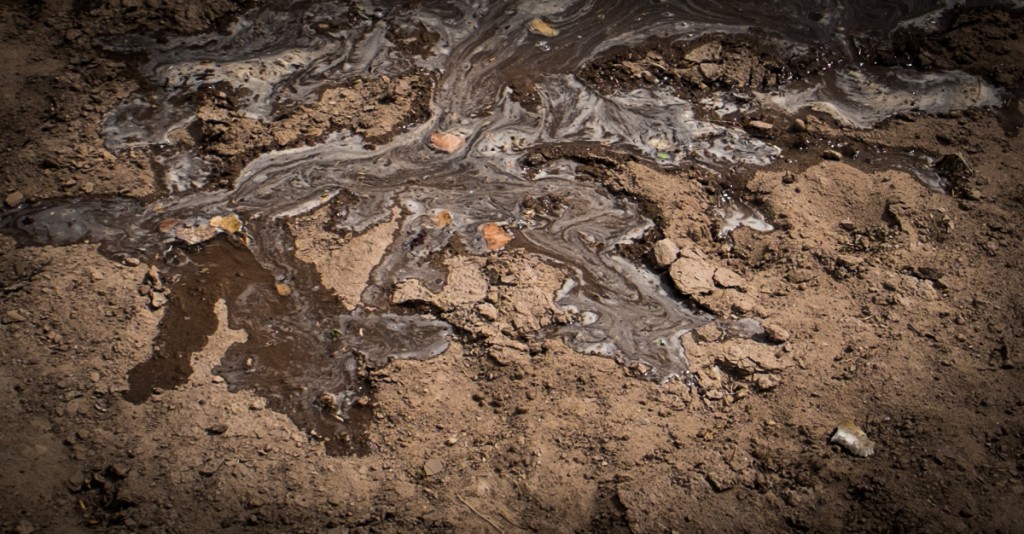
[{"xmin": 123, "ymin": 236, "xmax": 450, "ymax": 455}]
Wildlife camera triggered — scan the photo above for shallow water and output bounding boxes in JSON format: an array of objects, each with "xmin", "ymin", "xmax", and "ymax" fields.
[{"xmin": 2, "ymin": 0, "xmax": 1011, "ymax": 452}]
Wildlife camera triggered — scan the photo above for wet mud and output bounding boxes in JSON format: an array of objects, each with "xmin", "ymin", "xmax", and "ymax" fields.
[
  {"xmin": 3, "ymin": 0, "xmax": 1020, "ymax": 450},
  {"xmin": 3, "ymin": 0, "xmax": 1024, "ymax": 531}
]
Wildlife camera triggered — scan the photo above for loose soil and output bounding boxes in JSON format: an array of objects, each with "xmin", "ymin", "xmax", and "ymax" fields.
[{"xmin": 2, "ymin": 2, "xmax": 1023, "ymax": 533}]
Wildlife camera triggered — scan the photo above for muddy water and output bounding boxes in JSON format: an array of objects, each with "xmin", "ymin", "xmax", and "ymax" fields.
[{"xmin": 2, "ymin": 0, "xmax": 1011, "ymax": 452}]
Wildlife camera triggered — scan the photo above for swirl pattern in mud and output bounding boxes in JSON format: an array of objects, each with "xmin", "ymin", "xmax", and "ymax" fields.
[{"xmin": 2, "ymin": 0, "xmax": 1010, "ymax": 451}]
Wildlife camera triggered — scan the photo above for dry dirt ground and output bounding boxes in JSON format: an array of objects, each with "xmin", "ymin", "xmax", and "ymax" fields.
[{"xmin": 2, "ymin": 1, "xmax": 1024, "ymax": 533}]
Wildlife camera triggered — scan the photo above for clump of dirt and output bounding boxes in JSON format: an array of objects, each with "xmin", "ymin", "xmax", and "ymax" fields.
[
  {"xmin": 186, "ymin": 74, "xmax": 434, "ymax": 187},
  {"xmin": 578, "ymin": 32, "xmax": 817, "ymax": 99}
]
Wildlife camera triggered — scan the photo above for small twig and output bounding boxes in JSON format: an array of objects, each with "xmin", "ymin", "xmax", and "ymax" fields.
[{"xmin": 456, "ymin": 493, "xmax": 504, "ymax": 534}]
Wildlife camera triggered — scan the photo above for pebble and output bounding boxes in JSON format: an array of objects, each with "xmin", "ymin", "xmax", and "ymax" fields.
[
  {"xmin": 5, "ymin": 191, "xmax": 24, "ymax": 207},
  {"xmin": 528, "ymin": 18, "xmax": 558, "ymax": 37},
  {"xmin": 423, "ymin": 457, "xmax": 445, "ymax": 477},
  {"xmin": 206, "ymin": 423, "xmax": 229, "ymax": 435},
  {"xmin": 791, "ymin": 118, "xmax": 807, "ymax": 132},
  {"xmin": 445, "ymin": 436, "xmax": 458, "ymax": 446},
  {"xmin": 429, "ymin": 132, "xmax": 465, "ymax": 153},
  {"xmin": 150, "ymin": 292, "xmax": 168, "ymax": 309},
  {"xmin": 822, "ymin": 149, "xmax": 843, "ymax": 161},
  {"xmin": 831, "ymin": 421, "xmax": 876, "ymax": 457},
  {"xmin": 652, "ymin": 238, "xmax": 680, "ymax": 267},
  {"xmin": 746, "ymin": 120, "xmax": 774, "ymax": 134},
  {"xmin": 481, "ymin": 223, "xmax": 512, "ymax": 250},
  {"xmin": 762, "ymin": 322, "xmax": 791, "ymax": 343},
  {"xmin": 109, "ymin": 463, "xmax": 131, "ymax": 479}
]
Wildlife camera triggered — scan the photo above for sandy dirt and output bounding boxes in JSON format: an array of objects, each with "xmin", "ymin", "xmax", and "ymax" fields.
[{"xmin": 2, "ymin": 2, "xmax": 1024, "ymax": 533}]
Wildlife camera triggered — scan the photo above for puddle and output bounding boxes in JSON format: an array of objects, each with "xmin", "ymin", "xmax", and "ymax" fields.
[{"xmin": 2, "ymin": 0, "xmax": 1012, "ymax": 452}]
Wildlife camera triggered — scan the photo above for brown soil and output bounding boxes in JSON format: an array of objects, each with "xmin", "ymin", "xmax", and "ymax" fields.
[{"xmin": 3, "ymin": 2, "xmax": 1024, "ymax": 533}]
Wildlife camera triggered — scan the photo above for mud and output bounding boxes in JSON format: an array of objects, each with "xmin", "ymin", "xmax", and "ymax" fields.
[{"xmin": 3, "ymin": 0, "xmax": 1024, "ymax": 532}]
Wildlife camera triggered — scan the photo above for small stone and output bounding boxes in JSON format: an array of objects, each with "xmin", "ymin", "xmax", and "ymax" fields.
[
  {"xmin": 423, "ymin": 457, "xmax": 445, "ymax": 477},
  {"xmin": 123, "ymin": 257, "xmax": 141, "ymax": 267},
  {"xmin": 206, "ymin": 424, "xmax": 229, "ymax": 435},
  {"xmin": 209, "ymin": 213, "xmax": 243, "ymax": 234},
  {"xmin": 66, "ymin": 471, "xmax": 86, "ymax": 491},
  {"xmin": 5, "ymin": 191, "xmax": 25, "ymax": 208},
  {"xmin": 822, "ymin": 149, "xmax": 842, "ymax": 161},
  {"xmin": 89, "ymin": 371, "xmax": 101, "ymax": 383},
  {"xmin": 429, "ymin": 132, "xmax": 465, "ymax": 153},
  {"xmin": 149, "ymin": 292, "xmax": 168, "ymax": 309},
  {"xmin": 431, "ymin": 210, "xmax": 453, "ymax": 228},
  {"xmin": 698, "ymin": 62, "xmax": 723, "ymax": 81},
  {"xmin": 669, "ymin": 250, "xmax": 716, "ymax": 296},
  {"xmin": 838, "ymin": 220, "xmax": 856, "ymax": 232},
  {"xmin": 275, "ymin": 282, "xmax": 293, "ymax": 296},
  {"xmin": 481, "ymin": 223, "xmax": 512, "ymax": 251},
  {"xmin": 791, "ymin": 118, "xmax": 807, "ymax": 132},
  {"xmin": 528, "ymin": 18, "xmax": 558, "ymax": 37},
  {"xmin": 652, "ymin": 238, "xmax": 680, "ymax": 267},
  {"xmin": 109, "ymin": 463, "xmax": 131, "ymax": 479},
  {"xmin": 964, "ymin": 188, "xmax": 982, "ymax": 201},
  {"xmin": 445, "ymin": 436, "xmax": 458, "ymax": 446},
  {"xmin": 830, "ymin": 421, "xmax": 876, "ymax": 457},
  {"xmin": 212, "ymin": 375, "xmax": 225, "ymax": 384},
  {"xmin": 762, "ymin": 322, "xmax": 791, "ymax": 343},
  {"xmin": 746, "ymin": 120, "xmax": 773, "ymax": 134}
]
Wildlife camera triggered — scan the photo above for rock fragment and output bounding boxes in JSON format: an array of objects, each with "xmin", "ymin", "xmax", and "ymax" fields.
[
  {"xmin": 762, "ymin": 321, "xmax": 791, "ymax": 343},
  {"xmin": 746, "ymin": 120, "xmax": 774, "ymax": 136},
  {"xmin": 481, "ymin": 223, "xmax": 512, "ymax": 251},
  {"xmin": 206, "ymin": 423, "xmax": 229, "ymax": 435},
  {"xmin": 823, "ymin": 149, "xmax": 842, "ymax": 161},
  {"xmin": 4, "ymin": 191, "xmax": 25, "ymax": 207},
  {"xmin": 423, "ymin": 457, "xmax": 444, "ymax": 477},
  {"xmin": 149, "ymin": 292, "xmax": 168, "ymax": 309},
  {"xmin": 429, "ymin": 132, "xmax": 465, "ymax": 153},
  {"xmin": 652, "ymin": 238, "xmax": 680, "ymax": 267},
  {"xmin": 669, "ymin": 250, "xmax": 716, "ymax": 296},
  {"xmin": 528, "ymin": 18, "xmax": 558, "ymax": 37},
  {"xmin": 830, "ymin": 421, "xmax": 876, "ymax": 457}
]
